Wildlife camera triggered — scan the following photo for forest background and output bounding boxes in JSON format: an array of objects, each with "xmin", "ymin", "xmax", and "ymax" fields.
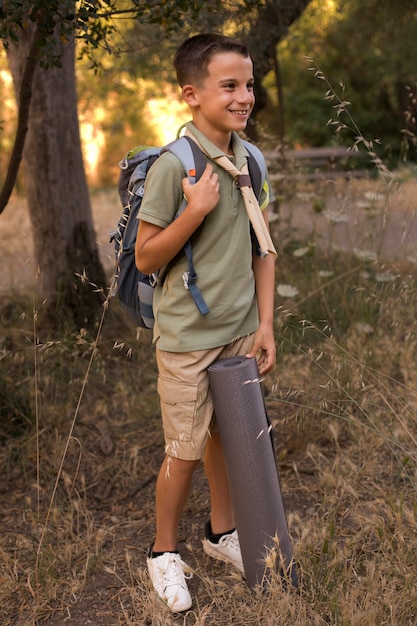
[
  {"xmin": 1, "ymin": 0, "xmax": 416, "ymax": 317},
  {"xmin": 1, "ymin": 1, "xmax": 417, "ymax": 625},
  {"xmin": 2, "ymin": 0, "xmax": 416, "ymax": 189}
]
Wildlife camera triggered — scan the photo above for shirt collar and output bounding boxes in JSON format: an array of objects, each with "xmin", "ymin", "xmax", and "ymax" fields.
[{"xmin": 186, "ymin": 121, "xmax": 249, "ymax": 170}]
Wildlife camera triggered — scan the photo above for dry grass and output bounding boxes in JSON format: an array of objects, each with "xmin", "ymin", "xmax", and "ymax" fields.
[{"xmin": 1, "ymin": 169, "xmax": 417, "ymax": 624}]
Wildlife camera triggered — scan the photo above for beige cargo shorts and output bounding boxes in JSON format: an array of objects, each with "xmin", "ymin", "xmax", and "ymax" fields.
[{"xmin": 156, "ymin": 334, "xmax": 255, "ymax": 461}]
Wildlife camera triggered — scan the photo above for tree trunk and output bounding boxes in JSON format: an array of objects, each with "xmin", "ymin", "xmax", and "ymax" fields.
[
  {"xmin": 245, "ymin": 0, "xmax": 312, "ymax": 141},
  {"xmin": 6, "ymin": 24, "xmax": 106, "ymax": 327},
  {"xmin": 273, "ymin": 47, "xmax": 285, "ymax": 144}
]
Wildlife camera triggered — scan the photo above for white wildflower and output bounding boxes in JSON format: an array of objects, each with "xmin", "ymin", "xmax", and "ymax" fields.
[
  {"xmin": 375, "ymin": 271, "xmax": 396, "ymax": 283},
  {"xmin": 364, "ymin": 191, "xmax": 385, "ymax": 202},
  {"xmin": 292, "ymin": 246, "xmax": 312, "ymax": 258},
  {"xmin": 296, "ymin": 192, "xmax": 315, "ymax": 202},
  {"xmin": 277, "ymin": 284, "xmax": 299, "ymax": 298},
  {"xmin": 323, "ymin": 210, "xmax": 349, "ymax": 223},
  {"xmin": 331, "ymin": 244, "xmax": 349, "ymax": 254},
  {"xmin": 353, "ymin": 248, "xmax": 378, "ymax": 262},
  {"xmin": 354, "ymin": 322, "xmax": 374, "ymax": 334},
  {"xmin": 355, "ymin": 200, "xmax": 373, "ymax": 209}
]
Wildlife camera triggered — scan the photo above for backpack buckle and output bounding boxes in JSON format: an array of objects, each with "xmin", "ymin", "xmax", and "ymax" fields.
[{"xmin": 182, "ymin": 272, "xmax": 190, "ymax": 290}]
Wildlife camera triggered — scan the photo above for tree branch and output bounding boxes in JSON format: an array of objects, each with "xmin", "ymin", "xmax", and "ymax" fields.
[{"xmin": 0, "ymin": 23, "xmax": 42, "ymax": 214}]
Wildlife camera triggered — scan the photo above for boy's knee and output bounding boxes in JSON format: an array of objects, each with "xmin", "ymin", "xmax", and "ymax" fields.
[{"xmin": 165, "ymin": 455, "xmax": 200, "ymax": 476}]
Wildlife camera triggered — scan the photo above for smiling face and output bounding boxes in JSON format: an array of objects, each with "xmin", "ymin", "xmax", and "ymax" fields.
[{"xmin": 182, "ymin": 51, "xmax": 255, "ymax": 152}]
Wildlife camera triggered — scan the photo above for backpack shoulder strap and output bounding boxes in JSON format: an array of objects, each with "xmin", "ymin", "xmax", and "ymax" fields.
[
  {"xmin": 160, "ymin": 136, "xmax": 210, "ymax": 317},
  {"xmin": 242, "ymin": 140, "xmax": 267, "ymax": 201},
  {"xmin": 163, "ymin": 135, "xmax": 206, "ymax": 185},
  {"xmin": 169, "ymin": 135, "xmax": 266, "ymax": 198}
]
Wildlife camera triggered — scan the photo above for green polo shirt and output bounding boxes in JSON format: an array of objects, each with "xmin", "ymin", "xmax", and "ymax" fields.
[{"xmin": 138, "ymin": 122, "xmax": 273, "ymax": 352}]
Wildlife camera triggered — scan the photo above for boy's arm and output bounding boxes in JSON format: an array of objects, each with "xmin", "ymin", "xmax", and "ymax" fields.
[
  {"xmin": 246, "ymin": 208, "xmax": 276, "ymax": 375},
  {"xmin": 135, "ymin": 163, "xmax": 219, "ymax": 275}
]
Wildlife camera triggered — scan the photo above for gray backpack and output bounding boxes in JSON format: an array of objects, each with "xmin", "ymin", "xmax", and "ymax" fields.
[{"xmin": 110, "ymin": 136, "xmax": 266, "ymax": 328}]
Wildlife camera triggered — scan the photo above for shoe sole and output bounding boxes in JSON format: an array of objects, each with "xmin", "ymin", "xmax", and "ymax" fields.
[{"xmin": 153, "ymin": 592, "xmax": 192, "ymax": 613}]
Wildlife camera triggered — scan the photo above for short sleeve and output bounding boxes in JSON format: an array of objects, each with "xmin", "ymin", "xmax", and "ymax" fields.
[{"xmin": 138, "ymin": 152, "xmax": 186, "ymax": 228}]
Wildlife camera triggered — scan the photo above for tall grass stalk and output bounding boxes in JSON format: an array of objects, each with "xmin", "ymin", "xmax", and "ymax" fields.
[
  {"xmin": 274, "ymin": 309, "xmax": 417, "ymax": 488},
  {"xmin": 306, "ymin": 57, "xmax": 393, "ymax": 183},
  {"xmin": 33, "ymin": 290, "xmax": 109, "ymax": 596},
  {"xmin": 32, "ymin": 288, "xmax": 41, "ymax": 519}
]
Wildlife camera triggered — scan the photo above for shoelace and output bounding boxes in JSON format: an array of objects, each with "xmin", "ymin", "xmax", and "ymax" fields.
[
  {"xmin": 220, "ymin": 531, "xmax": 240, "ymax": 554},
  {"xmin": 161, "ymin": 555, "xmax": 193, "ymax": 589}
]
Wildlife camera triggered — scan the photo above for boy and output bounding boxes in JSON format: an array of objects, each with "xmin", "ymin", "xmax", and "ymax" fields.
[{"xmin": 135, "ymin": 33, "xmax": 277, "ymax": 612}]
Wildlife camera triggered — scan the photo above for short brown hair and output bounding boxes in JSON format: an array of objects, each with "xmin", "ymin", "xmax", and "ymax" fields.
[{"xmin": 174, "ymin": 33, "xmax": 250, "ymax": 87}]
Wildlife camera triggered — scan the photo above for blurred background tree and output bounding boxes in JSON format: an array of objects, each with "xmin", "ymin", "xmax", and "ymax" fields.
[
  {"xmin": 261, "ymin": 0, "xmax": 417, "ymax": 162},
  {"xmin": 57, "ymin": 0, "xmax": 417, "ymax": 187}
]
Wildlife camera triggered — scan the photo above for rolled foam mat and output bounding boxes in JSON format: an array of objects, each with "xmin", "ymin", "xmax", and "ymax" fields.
[{"xmin": 207, "ymin": 355, "xmax": 298, "ymax": 588}]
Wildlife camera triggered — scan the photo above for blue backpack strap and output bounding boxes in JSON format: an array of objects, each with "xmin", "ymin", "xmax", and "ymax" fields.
[
  {"xmin": 162, "ymin": 137, "xmax": 210, "ymax": 316},
  {"xmin": 182, "ymin": 241, "xmax": 210, "ymax": 316},
  {"xmin": 165, "ymin": 135, "xmax": 206, "ymax": 185}
]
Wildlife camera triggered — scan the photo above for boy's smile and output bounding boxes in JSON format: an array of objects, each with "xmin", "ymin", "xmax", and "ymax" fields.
[{"xmin": 182, "ymin": 52, "xmax": 255, "ymax": 152}]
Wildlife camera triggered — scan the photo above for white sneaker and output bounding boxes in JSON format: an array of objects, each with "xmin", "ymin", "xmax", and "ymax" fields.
[
  {"xmin": 147, "ymin": 551, "xmax": 193, "ymax": 613},
  {"xmin": 202, "ymin": 529, "xmax": 244, "ymax": 574}
]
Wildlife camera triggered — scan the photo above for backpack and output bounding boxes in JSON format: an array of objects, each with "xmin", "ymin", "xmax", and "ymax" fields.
[{"xmin": 110, "ymin": 135, "xmax": 267, "ymax": 329}]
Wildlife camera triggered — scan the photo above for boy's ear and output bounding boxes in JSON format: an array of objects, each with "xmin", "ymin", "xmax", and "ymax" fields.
[{"xmin": 182, "ymin": 84, "xmax": 199, "ymax": 106}]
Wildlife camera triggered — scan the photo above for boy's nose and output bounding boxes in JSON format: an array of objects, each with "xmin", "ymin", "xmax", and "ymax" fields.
[{"xmin": 237, "ymin": 87, "xmax": 254, "ymax": 103}]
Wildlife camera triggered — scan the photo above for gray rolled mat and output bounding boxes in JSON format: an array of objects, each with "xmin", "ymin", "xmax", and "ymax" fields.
[{"xmin": 207, "ymin": 355, "xmax": 298, "ymax": 588}]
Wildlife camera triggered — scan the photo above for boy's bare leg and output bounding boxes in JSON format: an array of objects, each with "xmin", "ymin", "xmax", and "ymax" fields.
[
  {"xmin": 204, "ymin": 432, "xmax": 235, "ymax": 534},
  {"xmin": 153, "ymin": 455, "xmax": 199, "ymax": 553}
]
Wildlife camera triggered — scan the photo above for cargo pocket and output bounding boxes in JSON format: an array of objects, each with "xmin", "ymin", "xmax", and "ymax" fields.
[{"xmin": 157, "ymin": 376, "xmax": 199, "ymax": 443}]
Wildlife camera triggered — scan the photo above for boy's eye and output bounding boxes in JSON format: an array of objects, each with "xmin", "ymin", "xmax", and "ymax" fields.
[{"xmin": 223, "ymin": 82, "xmax": 255, "ymax": 91}]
